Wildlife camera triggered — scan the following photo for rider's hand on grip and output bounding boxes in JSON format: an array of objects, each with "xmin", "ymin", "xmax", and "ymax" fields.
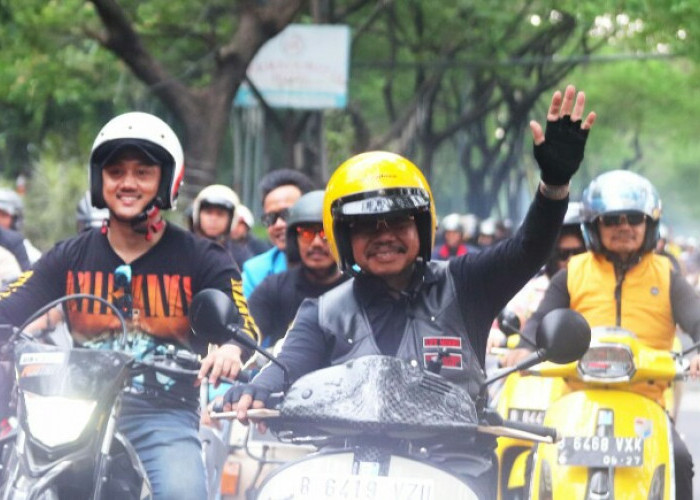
[
  {"xmin": 224, "ymin": 383, "xmax": 271, "ymax": 408},
  {"xmin": 503, "ymin": 419, "xmax": 559, "ymax": 442}
]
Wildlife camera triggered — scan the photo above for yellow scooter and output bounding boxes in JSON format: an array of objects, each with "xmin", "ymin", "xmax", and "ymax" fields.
[
  {"xmin": 527, "ymin": 326, "xmax": 691, "ymax": 500},
  {"xmin": 491, "ymin": 311, "xmax": 567, "ymax": 500}
]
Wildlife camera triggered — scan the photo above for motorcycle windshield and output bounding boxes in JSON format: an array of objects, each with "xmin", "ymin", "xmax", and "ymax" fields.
[
  {"xmin": 12, "ymin": 294, "xmax": 132, "ymax": 401},
  {"xmin": 276, "ymin": 355, "xmax": 478, "ymax": 439},
  {"xmin": 14, "ymin": 342, "xmax": 131, "ymax": 400}
]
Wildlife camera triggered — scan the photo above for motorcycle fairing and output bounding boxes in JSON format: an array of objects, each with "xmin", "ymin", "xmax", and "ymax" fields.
[
  {"xmin": 529, "ymin": 389, "xmax": 674, "ymax": 500},
  {"xmin": 271, "ymin": 356, "xmax": 478, "ymax": 440}
]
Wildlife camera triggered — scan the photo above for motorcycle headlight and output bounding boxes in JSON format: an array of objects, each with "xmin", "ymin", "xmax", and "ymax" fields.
[
  {"xmin": 577, "ymin": 344, "xmax": 635, "ymax": 382},
  {"xmin": 23, "ymin": 391, "xmax": 97, "ymax": 448}
]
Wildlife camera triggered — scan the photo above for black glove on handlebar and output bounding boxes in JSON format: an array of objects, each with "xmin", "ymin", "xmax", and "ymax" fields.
[
  {"xmin": 534, "ymin": 115, "xmax": 589, "ymax": 186},
  {"xmin": 224, "ymin": 383, "xmax": 272, "ymax": 407}
]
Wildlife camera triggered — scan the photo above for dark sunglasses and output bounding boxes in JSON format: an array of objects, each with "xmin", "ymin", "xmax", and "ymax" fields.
[
  {"xmin": 261, "ymin": 209, "xmax": 290, "ymax": 228},
  {"xmin": 296, "ymin": 225, "xmax": 326, "ymax": 243},
  {"xmin": 555, "ymin": 247, "xmax": 586, "ymax": 261},
  {"xmin": 113, "ymin": 264, "xmax": 133, "ymax": 319},
  {"xmin": 349, "ymin": 215, "xmax": 415, "ymax": 235},
  {"xmin": 598, "ymin": 212, "xmax": 646, "ymax": 227}
]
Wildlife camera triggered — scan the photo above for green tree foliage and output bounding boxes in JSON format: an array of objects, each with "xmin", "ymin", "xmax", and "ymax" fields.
[
  {"xmin": 571, "ymin": 55, "xmax": 700, "ymax": 233},
  {"xmin": 2, "ymin": 0, "xmax": 700, "ymax": 243},
  {"xmin": 0, "ymin": 0, "xmax": 307, "ymax": 201}
]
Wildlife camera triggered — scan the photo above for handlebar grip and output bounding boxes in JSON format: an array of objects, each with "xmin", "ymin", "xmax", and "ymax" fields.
[
  {"xmin": 502, "ymin": 419, "xmax": 559, "ymax": 442},
  {"xmin": 235, "ymin": 369, "xmax": 254, "ymax": 383},
  {"xmin": 212, "ymin": 398, "xmax": 226, "ymax": 413}
]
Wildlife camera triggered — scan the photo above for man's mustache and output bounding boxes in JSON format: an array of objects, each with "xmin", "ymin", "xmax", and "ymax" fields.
[
  {"xmin": 304, "ymin": 248, "xmax": 331, "ymax": 258},
  {"xmin": 367, "ymin": 242, "xmax": 407, "ymax": 256}
]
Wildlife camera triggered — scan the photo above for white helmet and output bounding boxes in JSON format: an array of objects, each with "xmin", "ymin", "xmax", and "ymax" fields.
[
  {"xmin": 233, "ymin": 204, "xmax": 254, "ymax": 229},
  {"xmin": 192, "ymin": 184, "xmax": 240, "ymax": 233},
  {"xmin": 440, "ymin": 213, "xmax": 463, "ymax": 233},
  {"xmin": 0, "ymin": 188, "xmax": 23, "ymax": 230},
  {"xmin": 89, "ymin": 112, "xmax": 184, "ymax": 210}
]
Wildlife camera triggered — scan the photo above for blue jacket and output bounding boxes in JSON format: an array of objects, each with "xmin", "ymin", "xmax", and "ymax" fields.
[{"xmin": 242, "ymin": 246, "xmax": 287, "ymax": 298}]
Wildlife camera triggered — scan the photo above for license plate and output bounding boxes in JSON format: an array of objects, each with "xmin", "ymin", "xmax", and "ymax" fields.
[
  {"xmin": 293, "ymin": 474, "xmax": 435, "ymax": 500},
  {"xmin": 557, "ymin": 436, "xmax": 644, "ymax": 467}
]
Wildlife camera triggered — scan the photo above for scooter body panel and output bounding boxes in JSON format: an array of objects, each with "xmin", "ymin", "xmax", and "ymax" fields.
[
  {"xmin": 495, "ymin": 372, "xmax": 566, "ymax": 498},
  {"xmin": 530, "ymin": 388, "xmax": 673, "ymax": 500}
]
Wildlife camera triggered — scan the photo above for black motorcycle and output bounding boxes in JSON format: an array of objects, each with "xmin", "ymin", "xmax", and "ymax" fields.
[
  {"xmin": 189, "ymin": 289, "xmax": 592, "ymax": 500},
  {"xmin": 0, "ymin": 294, "xmax": 202, "ymax": 500}
]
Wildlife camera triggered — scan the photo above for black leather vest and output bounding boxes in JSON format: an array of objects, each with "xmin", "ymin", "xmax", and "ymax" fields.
[{"xmin": 318, "ymin": 261, "xmax": 485, "ymax": 400}]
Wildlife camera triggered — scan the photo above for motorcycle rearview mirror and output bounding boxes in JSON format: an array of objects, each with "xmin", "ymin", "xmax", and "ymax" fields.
[
  {"xmin": 189, "ymin": 288, "xmax": 241, "ymax": 344},
  {"xmin": 535, "ymin": 308, "xmax": 591, "ymax": 364},
  {"xmin": 497, "ymin": 309, "xmax": 522, "ymax": 337},
  {"xmin": 484, "ymin": 308, "xmax": 590, "ymax": 386},
  {"xmin": 189, "ymin": 289, "xmax": 290, "ymax": 390}
]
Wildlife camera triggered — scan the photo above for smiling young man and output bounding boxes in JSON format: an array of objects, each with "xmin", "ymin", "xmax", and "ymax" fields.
[
  {"xmin": 0, "ymin": 112, "xmax": 259, "ymax": 499},
  {"xmin": 225, "ymin": 86, "xmax": 596, "ymax": 497},
  {"xmin": 241, "ymin": 169, "xmax": 316, "ymax": 297}
]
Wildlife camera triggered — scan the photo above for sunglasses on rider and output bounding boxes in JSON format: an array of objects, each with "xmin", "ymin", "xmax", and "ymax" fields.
[
  {"xmin": 349, "ymin": 215, "xmax": 415, "ymax": 236},
  {"xmin": 555, "ymin": 247, "xmax": 586, "ymax": 261},
  {"xmin": 296, "ymin": 225, "xmax": 326, "ymax": 243},
  {"xmin": 113, "ymin": 264, "xmax": 133, "ymax": 319},
  {"xmin": 261, "ymin": 209, "xmax": 290, "ymax": 228},
  {"xmin": 598, "ymin": 212, "xmax": 646, "ymax": 227}
]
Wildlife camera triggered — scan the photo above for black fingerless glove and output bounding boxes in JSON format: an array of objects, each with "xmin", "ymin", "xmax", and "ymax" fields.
[
  {"xmin": 223, "ymin": 382, "xmax": 272, "ymax": 406},
  {"xmin": 534, "ymin": 115, "xmax": 589, "ymax": 186}
]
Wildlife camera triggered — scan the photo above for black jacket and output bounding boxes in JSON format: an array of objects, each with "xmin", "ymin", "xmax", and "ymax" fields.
[{"xmin": 0, "ymin": 227, "xmax": 30, "ymax": 271}]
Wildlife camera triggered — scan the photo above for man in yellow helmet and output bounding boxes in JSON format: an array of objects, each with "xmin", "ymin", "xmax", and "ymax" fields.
[{"xmin": 224, "ymin": 85, "xmax": 596, "ymax": 496}]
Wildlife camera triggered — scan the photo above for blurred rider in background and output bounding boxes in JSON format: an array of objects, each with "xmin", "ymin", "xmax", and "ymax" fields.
[
  {"xmin": 248, "ymin": 190, "xmax": 349, "ymax": 348},
  {"xmin": 242, "ymin": 169, "xmax": 316, "ymax": 297},
  {"xmin": 75, "ymin": 190, "xmax": 110, "ymax": 233},
  {"xmin": 0, "ymin": 188, "xmax": 35, "ymax": 269}
]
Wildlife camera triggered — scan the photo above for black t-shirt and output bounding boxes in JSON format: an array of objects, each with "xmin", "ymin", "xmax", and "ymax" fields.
[
  {"xmin": 0, "ymin": 223, "xmax": 259, "ymax": 407},
  {"xmin": 249, "ymin": 266, "xmax": 350, "ymax": 346}
]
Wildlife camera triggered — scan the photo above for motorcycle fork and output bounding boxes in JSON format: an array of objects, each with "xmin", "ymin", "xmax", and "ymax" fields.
[{"xmin": 92, "ymin": 400, "xmax": 120, "ymax": 500}]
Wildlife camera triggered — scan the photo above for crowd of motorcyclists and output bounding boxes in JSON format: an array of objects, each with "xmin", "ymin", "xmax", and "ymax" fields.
[{"xmin": 1, "ymin": 83, "xmax": 700, "ymax": 499}]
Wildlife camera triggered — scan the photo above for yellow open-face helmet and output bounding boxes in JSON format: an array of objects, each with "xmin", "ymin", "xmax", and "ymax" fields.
[{"xmin": 323, "ymin": 151, "xmax": 437, "ymax": 274}]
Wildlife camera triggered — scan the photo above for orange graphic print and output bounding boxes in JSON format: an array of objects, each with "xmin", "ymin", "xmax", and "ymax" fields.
[{"xmin": 64, "ymin": 270, "xmax": 193, "ymax": 346}]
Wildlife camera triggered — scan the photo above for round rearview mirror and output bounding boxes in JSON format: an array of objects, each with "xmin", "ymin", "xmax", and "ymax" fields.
[
  {"xmin": 497, "ymin": 309, "xmax": 521, "ymax": 336},
  {"xmin": 535, "ymin": 309, "xmax": 590, "ymax": 364},
  {"xmin": 189, "ymin": 289, "xmax": 241, "ymax": 343}
]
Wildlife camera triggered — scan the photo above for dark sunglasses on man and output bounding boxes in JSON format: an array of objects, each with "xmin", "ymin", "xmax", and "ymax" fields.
[
  {"xmin": 261, "ymin": 208, "xmax": 290, "ymax": 228},
  {"xmin": 349, "ymin": 215, "xmax": 415, "ymax": 236},
  {"xmin": 598, "ymin": 212, "xmax": 646, "ymax": 227},
  {"xmin": 555, "ymin": 247, "xmax": 587, "ymax": 261},
  {"xmin": 113, "ymin": 264, "xmax": 133, "ymax": 319}
]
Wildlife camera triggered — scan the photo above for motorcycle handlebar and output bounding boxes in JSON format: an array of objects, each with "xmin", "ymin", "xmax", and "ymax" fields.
[{"xmin": 502, "ymin": 419, "xmax": 559, "ymax": 442}]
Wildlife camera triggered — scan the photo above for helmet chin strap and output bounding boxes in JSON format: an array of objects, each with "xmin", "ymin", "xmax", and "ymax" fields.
[{"xmin": 108, "ymin": 199, "xmax": 165, "ymax": 241}]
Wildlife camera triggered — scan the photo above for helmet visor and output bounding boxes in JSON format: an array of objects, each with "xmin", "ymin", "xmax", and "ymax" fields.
[
  {"xmin": 92, "ymin": 139, "xmax": 173, "ymax": 169},
  {"xmin": 332, "ymin": 187, "xmax": 430, "ymax": 219}
]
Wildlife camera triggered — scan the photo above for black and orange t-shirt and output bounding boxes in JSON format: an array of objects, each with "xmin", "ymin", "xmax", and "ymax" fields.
[
  {"xmin": 0, "ymin": 224, "xmax": 259, "ymax": 407},
  {"xmin": 0, "ymin": 223, "xmax": 258, "ymax": 356}
]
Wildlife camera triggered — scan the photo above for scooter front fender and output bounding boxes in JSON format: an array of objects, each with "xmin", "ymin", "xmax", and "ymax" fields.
[{"xmin": 529, "ymin": 389, "xmax": 673, "ymax": 500}]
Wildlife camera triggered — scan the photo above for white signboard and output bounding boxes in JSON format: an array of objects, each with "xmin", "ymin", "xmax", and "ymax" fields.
[{"xmin": 235, "ymin": 24, "xmax": 351, "ymax": 110}]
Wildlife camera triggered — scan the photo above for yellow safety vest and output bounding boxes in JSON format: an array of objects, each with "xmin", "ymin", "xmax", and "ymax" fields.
[{"xmin": 567, "ymin": 252, "xmax": 674, "ymax": 403}]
